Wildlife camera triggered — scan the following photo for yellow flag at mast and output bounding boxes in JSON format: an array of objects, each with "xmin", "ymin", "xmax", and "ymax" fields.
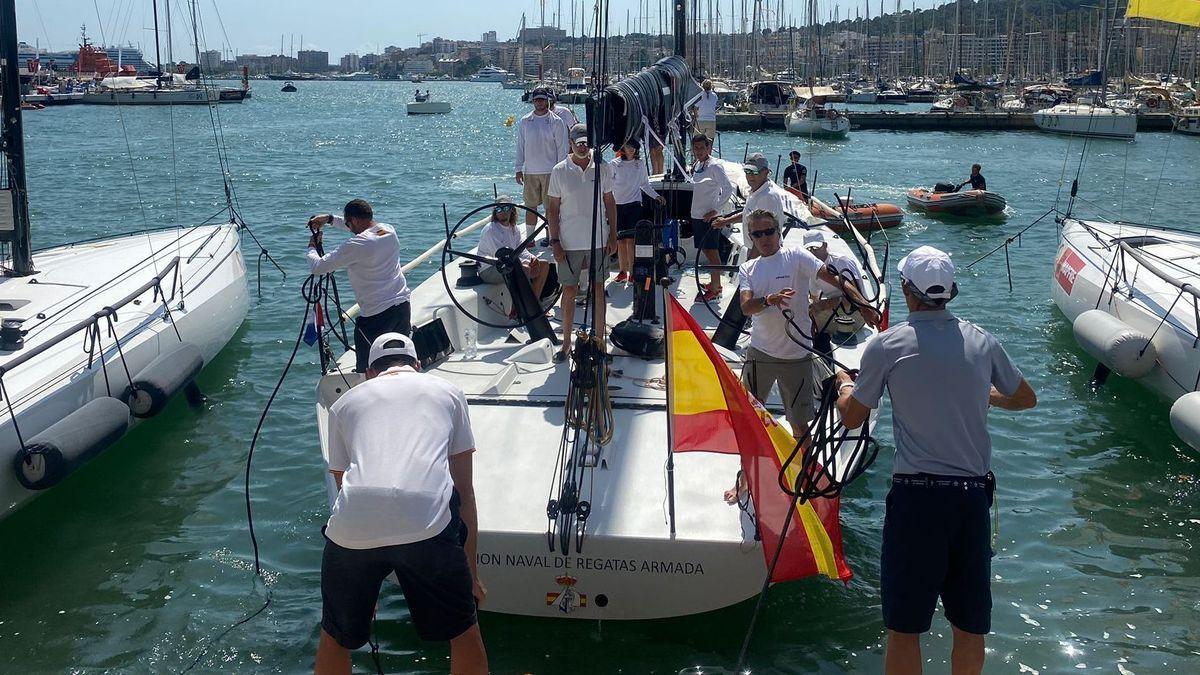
[{"xmin": 1125, "ymin": 0, "xmax": 1200, "ymax": 27}]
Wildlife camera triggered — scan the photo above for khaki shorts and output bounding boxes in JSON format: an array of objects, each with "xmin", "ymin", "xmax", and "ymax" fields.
[
  {"xmin": 557, "ymin": 248, "xmax": 610, "ymax": 287},
  {"xmin": 740, "ymin": 347, "xmax": 831, "ymax": 436},
  {"xmin": 522, "ymin": 173, "xmax": 551, "ymax": 210},
  {"xmin": 695, "ymin": 120, "xmax": 717, "ymax": 139}
]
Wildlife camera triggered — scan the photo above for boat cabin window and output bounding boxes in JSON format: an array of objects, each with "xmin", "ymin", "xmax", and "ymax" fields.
[
  {"xmin": 0, "ymin": 299, "xmax": 31, "ymax": 312},
  {"xmin": 1115, "ymin": 235, "xmax": 1170, "ymax": 249}
]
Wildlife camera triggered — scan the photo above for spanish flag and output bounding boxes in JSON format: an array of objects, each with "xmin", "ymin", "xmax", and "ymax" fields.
[
  {"xmin": 1126, "ymin": 0, "xmax": 1200, "ymax": 27},
  {"xmin": 666, "ymin": 294, "xmax": 852, "ymax": 582}
]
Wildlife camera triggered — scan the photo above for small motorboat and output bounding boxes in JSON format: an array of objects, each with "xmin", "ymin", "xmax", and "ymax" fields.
[
  {"xmin": 906, "ymin": 183, "xmax": 1007, "ymax": 216},
  {"xmin": 406, "ymin": 91, "xmax": 451, "ymax": 115},
  {"xmin": 785, "ymin": 188, "xmax": 904, "ymax": 231},
  {"xmin": 1175, "ymin": 106, "xmax": 1200, "ymax": 136},
  {"xmin": 280, "ymin": 81, "xmax": 297, "ymax": 92}
]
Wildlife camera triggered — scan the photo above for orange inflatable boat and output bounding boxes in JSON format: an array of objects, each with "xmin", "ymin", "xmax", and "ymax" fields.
[{"xmin": 784, "ymin": 187, "xmax": 905, "ymax": 232}]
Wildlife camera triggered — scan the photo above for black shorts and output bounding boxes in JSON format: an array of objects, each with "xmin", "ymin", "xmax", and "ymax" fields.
[
  {"xmin": 881, "ymin": 474, "xmax": 993, "ymax": 635},
  {"xmin": 692, "ymin": 217, "xmax": 721, "ymax": 251},
  {"xmin": 616, "ymin": 201, "xmax": 645, "ymax": 240},
  {"xmin": 320, "ymin": 492, "xmax": 476, "ymax": 647},
  {"xmin": 353, "ymin": 301, "xmax": 411, "ymax": 373}
]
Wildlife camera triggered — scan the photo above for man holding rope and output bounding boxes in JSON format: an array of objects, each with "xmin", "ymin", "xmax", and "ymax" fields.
[
  {"xmin": 836, "ymin": 246, "xmax": 1036, "ymax": 675},
  {"xmin": 737, "ymin": 209, "xmax": 879, "ymax": 436},
  {"xmin": 306, "ymin": 199, "xmax": 411, "ymax": 374}
]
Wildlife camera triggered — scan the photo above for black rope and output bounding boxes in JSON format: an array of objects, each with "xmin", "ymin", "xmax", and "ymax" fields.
[{"xmin": 963, "ymin": 207, "xmax": 1057, "ymax": 272}]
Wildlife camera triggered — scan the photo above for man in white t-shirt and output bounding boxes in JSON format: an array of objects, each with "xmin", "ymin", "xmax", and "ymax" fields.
[
  {"xmin": 693, "ymin": 79, "xmax": 720, "ymax": 139},
  {"xmin": 737, "ymin": 209, "xmax": 879, "ymax": 434},
  {"xmin": 307, "ymin": 199, "xmax": 411, "ymax": 373},
  {"xmin": 547, "ymin": 123, "xmax": 618, "ymax": 362},
  {"xmin": 804, "ymin": 229, "xmax": 869, "ymax": 338},
  {"xmin": 315, "ymin": 333, "xmax": 488, "ymax": 675}
]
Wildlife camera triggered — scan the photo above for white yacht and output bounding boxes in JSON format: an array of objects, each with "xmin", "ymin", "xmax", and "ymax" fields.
[
  {"xmin": 82, "ymin": 75, "xmax": 221, "ymax": 105},
  {"xmin": 1175, "ymin": 106, "xmax": 1200, "ymax": 135},
  {"xmin": 1033, "ymin": 103, "xmax": 1138, "ymax": 140},
  {"xmin": 469, "ymin": 65, "xmax": 513, "ymax": 83}
]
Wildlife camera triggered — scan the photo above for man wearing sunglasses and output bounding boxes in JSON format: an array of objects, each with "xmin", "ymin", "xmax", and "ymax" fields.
[
  {"xmin": 546, "ymin": 123, "xmax": 618, "ymax": 362},
  {"xmin": 737, "ymin": 209, "xmax": 879, "ymax": 435},
  {"xmin": 716, "ymin": 153, "xmax": 808, "ymax": 236},
  {"xmin": 477, "ymin": 197, "xmax": 549, "ymax": 300}
]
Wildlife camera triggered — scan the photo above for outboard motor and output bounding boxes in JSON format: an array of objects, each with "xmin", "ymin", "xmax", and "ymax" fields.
[{"xmin": 933, "ymin": 182, "xmax": 958, "ymax": 194}]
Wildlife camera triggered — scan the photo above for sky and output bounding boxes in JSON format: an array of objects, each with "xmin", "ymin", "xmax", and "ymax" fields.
[{"xmin": 15, "ymin": 0, "xmax": 945, "ymax": 60}]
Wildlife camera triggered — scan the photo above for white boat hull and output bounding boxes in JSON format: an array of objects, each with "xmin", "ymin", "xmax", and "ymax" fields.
[
  {"xmin": 1033, "ymin": 105, "xmax": 1137, "ymax": 139},
  {"xmin": 82, "ymin": 88, "xmax": 221, "ymax": 105},
  {"xmin": 785, "ymin": 111, "xmax": 850, "ymax": 138},
  {"xmin": 315, "ymin": 219, "xmax": 883, "ymax": 619},
  {"xmin": 406, "ymin": 101, "xmax": 451, "ymax": 114},
  {"xmin": 0, "ymin": 224, "xmax": 248, "ymax": 519},
  {"xmin": 1052, "ymin": 218, "xmax": 1200, "ymax": 407}
]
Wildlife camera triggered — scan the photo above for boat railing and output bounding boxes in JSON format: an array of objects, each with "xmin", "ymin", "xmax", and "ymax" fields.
[
  {"xmin": 1116, "ymin": 239, "xmax": 1200, "ymax": 304},
  {"xmin": 340, "ymin": 214, "xmax": 492, "ymax": 322},
  {"xmin": 0, "ymin": 256, "xmax": 181, "ymax": 378}
]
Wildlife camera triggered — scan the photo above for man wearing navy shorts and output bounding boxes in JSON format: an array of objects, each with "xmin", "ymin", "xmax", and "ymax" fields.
[
  {"xmin": 315, "ymin": 333, "xmax": 488, "ymax": 675},
  {"xmin": 835, "ymin": 246, "xmax": 1037, "ymax": 675}
]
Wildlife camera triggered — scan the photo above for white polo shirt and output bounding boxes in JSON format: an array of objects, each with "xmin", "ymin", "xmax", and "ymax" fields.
[
  {"xmin": 696, "ymin": 90, "xmax": 719, "ymax": 121},
  {"xmin": 689, "ymin": 157, "xmax": 735, "ymax": 220},
  {"xmin": 548, "ymin": 152, "xmax": 614, "ymax": 251},
  {"xmin": 514, "ymin": 109, "xmax": 570, "ymax": 175},
  {"xmin": 737, "ymin": 245, "xmax": 824, "ymax": 358},
  {"xmin": 306, "ymin": 216, "xmax": 410, "ymax": 318},
  {"xmin": 608, "ymin": 156, "xmax": 661, "ymax": 206},
  {"xmin": 477, "ymin": 219, "xmax": 533, "ymax": 268},
  {"xmin": 743, "ymin": 180, "xmax": 806, "ymax": 229},
  {"xmin": 324, "ymin": 367, "xmax": 476, "ymax": 549}
]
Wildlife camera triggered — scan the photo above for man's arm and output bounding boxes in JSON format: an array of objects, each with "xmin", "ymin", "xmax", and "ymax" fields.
[
  {"xmin": 546, "ymin": 195, "xmax": 564, "ymax": 261},
  {"xmin": 739, "ymin": 287, "xmax": 794, "ymax": 316},
  {"xmin": 602, "ymin": 191, "xmax": 618, "ymax": 253},
  {"xmin": 514, "ymin": 119, "xmax": 526, "ymax": 179},
  {"xmin": 449, "ymin": 451, "xmax": 484, "ymax": 605},
  {"xmin": 307, "ymin": 238, "xmax": 361, "ymax": 276},
  {"xmin": 990, "ymin": 379, "xmax": 1036, "ymax": 410},
  {"xmin": 329, "ymin": 470, "xmax": 345, "ymax": 491},
  {"xmin": 835, "ymin": 372, "xmax": 872, "ymax": 429},
  {"xmin": 816, "ymin": 266, "xmax": 880, "ymax": 327}
]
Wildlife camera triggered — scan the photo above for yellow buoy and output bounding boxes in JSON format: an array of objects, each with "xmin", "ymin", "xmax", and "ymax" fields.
[{"xmin": 505, "ymin": 115, "xmax": 515, "ymax": 127}]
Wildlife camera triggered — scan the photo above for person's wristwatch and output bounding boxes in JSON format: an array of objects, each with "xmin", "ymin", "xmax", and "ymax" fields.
[{"xmin": 761, "ymin": 295, "xmax": 771, "ymax": 309}]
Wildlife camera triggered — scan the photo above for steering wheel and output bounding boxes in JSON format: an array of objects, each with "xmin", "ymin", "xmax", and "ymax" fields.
[{"xmin": 439, "ymin": 201, "xmax": 561, "ymax": 331}]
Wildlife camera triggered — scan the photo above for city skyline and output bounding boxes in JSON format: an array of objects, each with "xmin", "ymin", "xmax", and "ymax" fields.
[{"xmin": 16, "ymin": 0, "xmax": 948, "ymax": 63}]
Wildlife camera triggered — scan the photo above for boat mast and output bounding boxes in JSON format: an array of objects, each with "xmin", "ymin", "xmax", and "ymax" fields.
[
  {"xmin": 151, "ymin": 0, "xmax": 163, "ymax": 77},
  {"xmin": 0, "ymin": 0, "xmax": 34, "ymax": 275}
]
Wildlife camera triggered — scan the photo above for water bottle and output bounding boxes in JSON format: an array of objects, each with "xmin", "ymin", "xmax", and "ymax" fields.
[{"xmin": 462, "ymin": 327, "xmax": 477, "ymax": 359}]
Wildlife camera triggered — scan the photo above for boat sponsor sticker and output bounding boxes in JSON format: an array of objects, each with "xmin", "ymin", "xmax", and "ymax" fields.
[{"xmin": 1055, "ymin": 248, "xmax": 1085, "ymax": 294}]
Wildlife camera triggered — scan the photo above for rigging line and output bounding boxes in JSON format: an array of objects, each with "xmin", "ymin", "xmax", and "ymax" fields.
[
  {"xmin": 193, "ymin": 5, "xmax": 237, "ymax": 216},
  {"xmin": 90, "ymin": 1, "xmax": 160, "ymax": 278},
  {"xmin": 1146, "ymin": 118, "xmax": 1177, "ymax": 226},
  {"xmin": 963, "ymin": 207, "xmax": 1056, "ymax": 270}
]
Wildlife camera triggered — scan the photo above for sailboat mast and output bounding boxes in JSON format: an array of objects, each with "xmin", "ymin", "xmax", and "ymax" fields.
[
  {"xmin": 152, "ymin": 0, "xmax": 163, "ymax": 76},
  {"xmin": 676, "ymin": 0, "xmax": 687, "ymax": 58},
  {"xmin": 0, "ymin": 0, "xmax": 34, "ymax": 275}
]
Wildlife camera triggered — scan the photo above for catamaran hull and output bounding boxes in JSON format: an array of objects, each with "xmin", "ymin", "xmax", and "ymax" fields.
[{"xmin": 0, "ymin": 224, "xmax": 248, "ymax": 520}]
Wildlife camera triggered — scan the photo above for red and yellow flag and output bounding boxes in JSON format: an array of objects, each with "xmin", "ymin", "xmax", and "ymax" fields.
[{"xmin": 666, "ymin": 294, "xmax": 852, "ymax": 583}]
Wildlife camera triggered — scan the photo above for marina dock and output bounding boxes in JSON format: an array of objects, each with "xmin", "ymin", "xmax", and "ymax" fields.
[{"xmin": 716, "ymin": 110, "xmax": 1179, "ymax": 133}]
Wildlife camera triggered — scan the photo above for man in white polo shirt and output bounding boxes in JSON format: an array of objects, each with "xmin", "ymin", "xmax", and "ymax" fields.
[
  {"xmin": 689, "ymin": 132, "xmax": 735, "ymax": 301},
  {"xmin": 515, "ymin": 88, "xmax": 570, "ymax": 230},
  {"xmin": 315, "ymin": 333, "xmax": 488, "ymax": 675},
  {"xmin": 307, "ymin": 199, "xmax": 411, "ymax": 373},
  {"xmin": 693, "ymin": 79, "xmax": 719, "ymax": 139},
  {"xmin": 715, "ymin": 152, "xmax": 809, "ymax": 234},
  {"xmin": 547, "ymin": 123, "xmax": 618, "ymax": 362}
]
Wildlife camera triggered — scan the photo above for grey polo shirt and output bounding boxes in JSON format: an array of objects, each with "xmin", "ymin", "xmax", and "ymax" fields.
[{"xmin": 851, "ymin": 309, "xmax": 1024, "ymax": 477}]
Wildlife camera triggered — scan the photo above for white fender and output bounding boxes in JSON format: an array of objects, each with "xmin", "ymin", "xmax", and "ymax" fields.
[
  {"xmin": 1071, "ymin": 309, "xmax": 1158, "ymax": 379},
  {"xmin": 1170, "ymin": 391, "xmax": 1200, "ymax": 452}
]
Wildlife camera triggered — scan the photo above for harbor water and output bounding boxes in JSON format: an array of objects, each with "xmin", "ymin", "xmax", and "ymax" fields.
[{"xmin": 1, "ymin": 81, "xmax": 1198, "ymax": 673}]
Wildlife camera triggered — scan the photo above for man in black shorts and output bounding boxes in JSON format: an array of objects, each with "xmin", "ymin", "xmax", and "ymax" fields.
[
  {"xmin": 835, "ymin": 247, "xmax": 1036, "ymax": 675},
  {"xmin": 316, "ymin": 333, "xmax": 488, "ymax": 675}
]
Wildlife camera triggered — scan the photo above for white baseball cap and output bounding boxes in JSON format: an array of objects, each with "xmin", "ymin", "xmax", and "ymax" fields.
[
  {"xmin": 898, "ymin": 246, "xmax": 956, "ymax": 300},
  {"xmin": 368, "ymin": 332, "xmax": 418, "ymax": 368},
  {"xmin": 802, "ymin": 230, "xmax": 826, "ymax": 249}
]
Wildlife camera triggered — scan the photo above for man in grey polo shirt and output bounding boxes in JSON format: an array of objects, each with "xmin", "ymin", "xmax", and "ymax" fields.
[{"xmin": 835, "ymin": 246, "xmax": 1036, "ymax": 675}]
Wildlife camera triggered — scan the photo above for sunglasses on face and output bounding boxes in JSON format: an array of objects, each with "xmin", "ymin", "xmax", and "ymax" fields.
[
  {"xmin": 495, "ymin": 205, "xmax": 515, "ymax": 213},
  {"xmin": 750, "ymin": 227, "xmax": 779, "ymax": 239},
  {"xmin": 573, "ymin": 139, "xmax": 589, "ymax": 146},
  {"xmin": 744, "ymin": 167, "xmax": 765, "ymax": 176}
]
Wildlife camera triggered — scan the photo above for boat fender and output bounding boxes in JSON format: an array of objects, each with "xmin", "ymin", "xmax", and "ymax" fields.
[
  {"xmin": 12, "ymin": 397, "xmax": 130, "ymax": 490},
  {"xmin": 124, "ymin": 341, "xmax": 204, "ymax": 418},
  {"xmin": 1071, "ymin": 309, "xmax": 1157, "ymax": 380},
  {"xmin": 1170, "ymin": 392, "xmax": 1200, "ymax": 451}
]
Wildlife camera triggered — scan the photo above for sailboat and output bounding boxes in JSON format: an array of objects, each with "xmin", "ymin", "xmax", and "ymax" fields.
[
  {"xmin": 311, "ymin": 10, "xmax": 888, "ymax": 619},
  {"xmin": 1051, "ymin": 0, "xmax": 1200, "ymax": 452},
  {"xmin": 1033, "ymin": 0, "xmax": 1137, "ymax": 139},
  {"xmin": 0, "ymin": 0, "xmax": 249, "ymax": 520}
]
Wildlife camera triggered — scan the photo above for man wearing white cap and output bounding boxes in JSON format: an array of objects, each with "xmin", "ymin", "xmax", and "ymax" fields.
[
  {"xmin": 803, "ymin": 230, "xmax": 868, "ymax": 339},
  {"xmin": 316, "ymin": 333, "xmax": 488, "ymax": 675},
  {"xmin": 547, "ymin": 123, "xmax": 618, "ymax": 362},
  {"xmin": 515, "ymin": 88, "xmax": 570, "ymax": 230},
  {"xmin": 737, "ymin": 209, "xmax": 879, "ymax": 435},
  {"xmin": 835, "ymin": 246, "xmax": 1037, "ymax": 675}
]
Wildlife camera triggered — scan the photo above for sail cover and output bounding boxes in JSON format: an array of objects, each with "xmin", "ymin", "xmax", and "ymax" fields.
[
  {"xmin": 1126, "ymin": 0, "xmax": 1200, "ymax": 27},
  {"xmin": 596, "ymin": 56, "xmax": 702, "ymax": 150}
]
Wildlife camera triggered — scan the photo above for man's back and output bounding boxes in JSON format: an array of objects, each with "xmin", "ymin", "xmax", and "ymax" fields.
[
  {"xmin": 853, "ymin": 310, "xmax": 1023, "ymax": 477},
  {"xmin": 325, "ymin": 370, "xmax": 474, "ymax": 549}
]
